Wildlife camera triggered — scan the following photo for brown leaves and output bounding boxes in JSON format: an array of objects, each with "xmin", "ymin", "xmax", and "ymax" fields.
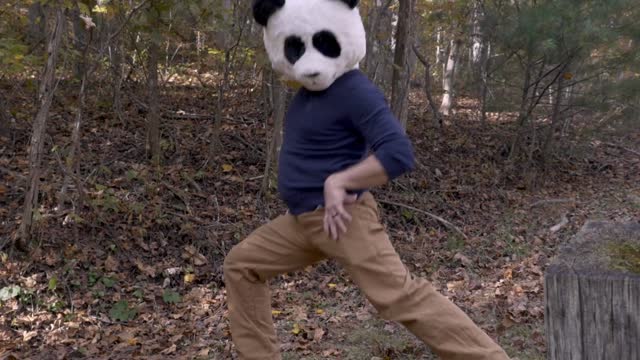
[
  {"xmin": 134, "ymin": 259, "xmax": 157, "ymax": 278},
  {"xmin": 105, "ymin": 255, "xmax": 119, "ymax": 272},
  {"xmin": 313, "ymin": 327, "xmax": 325, "ymax": 342},
  {"xmin": 182, "ymin": 245, "xmax": 207, "ymax": 266}
]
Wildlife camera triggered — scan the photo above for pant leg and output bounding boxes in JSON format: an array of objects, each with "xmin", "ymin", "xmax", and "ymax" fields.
[
  {"xmin": 303, "ymin": 193, "xmax": 510, "ymax": 360},
  {"xmin": 223, "ymin": 213, "xmax": 325, "ymax": 360}
]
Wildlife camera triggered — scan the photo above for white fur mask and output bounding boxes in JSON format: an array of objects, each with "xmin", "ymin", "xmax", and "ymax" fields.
[{"xmin": 252, "ymin": 0, "xmax": 366, "ymax": 91}]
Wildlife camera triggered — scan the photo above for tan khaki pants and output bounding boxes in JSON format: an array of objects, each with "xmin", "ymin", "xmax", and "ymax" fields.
[{"xmin": 223, "ymin": 192, "xmax": 509, "ymax": 360}]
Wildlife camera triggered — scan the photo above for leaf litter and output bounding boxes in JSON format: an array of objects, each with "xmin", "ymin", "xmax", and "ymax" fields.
[{"xmin": 0, "ymin": 80, "xmax": 638, "ymax": 359}]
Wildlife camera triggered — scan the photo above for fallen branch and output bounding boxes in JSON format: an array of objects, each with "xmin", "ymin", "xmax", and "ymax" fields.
[
  {"xmin": 529, "ymin": 198, "xmax": 575, "ymax": 208},
  {"xmin": 161, "ymin": 181, "xmax": 193, "ymax": 215},
  {"xmin": 0, "ymin": 166, "xmax": 26, "ymax": 181},
  {"xmin": 604, "ymin": 142, "xmax": 640, "ymax": 157},
  {"xmin": 378, "ymin": 199, "xmax": 469, "ymax": 240}
]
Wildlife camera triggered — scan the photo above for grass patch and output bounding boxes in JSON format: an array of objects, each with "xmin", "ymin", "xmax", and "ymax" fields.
[
  {"xmin": 499, "ymin": 322, "xmax": 545, "ymax": 360},
  {"xmin": 607, "ymin": 241, "xmax": 640, "ymax": 274}
]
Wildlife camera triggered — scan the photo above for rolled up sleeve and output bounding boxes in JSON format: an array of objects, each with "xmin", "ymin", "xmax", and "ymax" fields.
[{"xmin": 351, "ymin": 91, "xmax": 415, "ymax": 180}]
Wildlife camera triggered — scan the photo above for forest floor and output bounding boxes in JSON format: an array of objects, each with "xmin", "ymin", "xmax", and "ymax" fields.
[{"xmin": 0, "ymin": 78, "xmax": 639, "ymax": 360}]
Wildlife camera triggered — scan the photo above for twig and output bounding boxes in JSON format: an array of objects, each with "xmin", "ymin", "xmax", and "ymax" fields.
[
  {"xmin": 378, "ymin": 199, "xmax": 469, "ymax": 240},
  {"xmin": 604, "ymin": 142, "xmax": 640, "ymax": 157},
  {"xmin": 0, "ymin": 166, "xmax": 25, "ymax": 181},
  {"xmin": 529, "ymin": 198, "xmax": 575, "ymax": 208},
  {"xmin": 229, "ymin": 133, "xmax": 265, "ymax": 156},
  {"xmin": 161, "ymin": 181, "xmax": 192, "ymax": 215}
]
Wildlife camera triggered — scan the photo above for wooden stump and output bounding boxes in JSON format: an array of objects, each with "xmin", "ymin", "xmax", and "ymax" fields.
[{"xmin": 545, "ymin": 220, "xmax": 640, "ymax": 360}]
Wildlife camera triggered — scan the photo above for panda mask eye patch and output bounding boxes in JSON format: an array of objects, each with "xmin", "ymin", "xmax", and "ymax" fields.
[
  {"xmin": 284, "ymin": 35, "xmax": 305, "ymax": 64},
  {"xmin": 312, "ymin": 30, "xmax": 341, "ymax": 58}
]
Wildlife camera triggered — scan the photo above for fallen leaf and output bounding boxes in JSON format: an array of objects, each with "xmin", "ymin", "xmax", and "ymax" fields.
[
  {"xmin": 182, "ymin": 246, "xmax": 208, "ymax": 266},
  {"xmin": 22, "ymin": 331, "xmax": 38, "ymax": 342},
  {"xmin": 292, "ymin": 306, "xmax": 308, "ymax": 321},
  {"xmin": 453, "ymin": 252, "xmax": 473, "ymax": 266},
  {"xmin": 313, "ymin": 327, "xmax": 325, "ymax": 342},
  {"xmin": 501, "ymin": 317, "xmax": 516, "ymax": 329},
  {"xmin": 45, "ymin": 252, "xmax": 60, "ymax": 266},
  {"xmin": 355, "ymin": 309, "xmax": 372, "ymax": 321},
  {"xmin": 105, "ymin": 255, "xmax": 119, "ymax": 272},
  {"xmin": 134, "ymin": 259, "xmax": 156, "ymax": 278},
  {"xmin": 446, "ymin": 280, "xmax": 465, "ymax": 292},
  {"xmin": 315, "ymin": 309, "xmax": 324, "ymax": 315},
  {"xmin": 292, "ymin": 323, "xmax": 301, "ymax": 335},
  {"xmin": 328, "ymin": 283, "xmax": 337, "ymax": 288},
  {"xmin": 322, "ymin": 349, "xmax": 340, "ymax": 356},
  {"xmin": 169, "ymin": 334, "xmax": 183, "ymax": 343},
  {"xmin": 504, "ymin": 267, "xmax": 513, "ymax": 280},
  {"xmin": 271, "ymin": 310, "xmax": 282, "ymax": 316},
  {"xmin": 118, "ymin": 331, "xmax": 137, "ymax": 346},
  {"xmin": 222, "ymin": 164, "xmax": 233, "ymax": 172},
  {"xmin": 164, "ymin": 267, "xmax": 183, "ymax": 276},
  {"xmin": 550, "ymin": 214, "xmax": 568, "ymax": 233},
  {"xmin": 196, "ymin": 348, "xmax": 210, "ymax": 357},
  {"xmin": 161, "ymin": 344, "xmax": 177, "ymax": 355},
  {"xmin": 184, "ymin": 273, "xmax": 196, "ymax": 284}
]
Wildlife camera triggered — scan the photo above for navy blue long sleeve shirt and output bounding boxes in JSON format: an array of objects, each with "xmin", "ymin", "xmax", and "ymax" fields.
[{"xmin": 277, "ymin": 69, "xmax": 415, "ymax": 215}]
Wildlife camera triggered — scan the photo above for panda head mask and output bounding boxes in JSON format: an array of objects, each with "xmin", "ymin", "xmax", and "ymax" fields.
[{"xmin": 253, "ymin": 0, "xmax": 366, "ymax": 91}]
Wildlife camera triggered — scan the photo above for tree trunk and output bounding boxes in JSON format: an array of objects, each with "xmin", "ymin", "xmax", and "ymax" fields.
[
  {"xmin": 147, "ymin": 34, "xmax": 162, "ymax": 166},
  {"xmin": 61, "ymin": 24, "xmax": 93, "ymax": 208},
  {"xmin": 70, "ymin": 4, "xmax": 87, "ymax": 79},
  {"xmin": 0, "ymin": 94, "xmax": 14, "ymax": 142},
  {"xmin": 390, "ymin": 0, "xmax": 414, "ymax": 127},
  {"xmin": 439, "ymin": 38, "xmax": 461, "ymax": 116},
  {"xmin": 480, "ymin": 41, "xmax": 491, "ymax": 123},
  {"xmin": 376, "ymin": 0, "xmax": 394, "ymax": 89},
  {"xmin": 18, "ymin": 6, "xmax": 65, "ymax": 251},
  {"xmin": 471, "ymin": 0, "xmax": 486, "ymax": 99},
  {"xmin": 111, "ymin": 33, "xmax": 125, "ymax": 125},
  {"xmin": 210, "ymin": 49, "xmax": 231, "ymax": 156},
  {"xmin": 364, "ymin": 0, "xmax": 392, "ymax": 83},
  {"xmin": 541, "ymin": 70, "xmax": 566, "ymax": 165},
  {"xmin": 508, "ymin": 54, "xmax": 534, "ymax": 160},
  {"xmin": 413, "ymin": 45, "xmax": 441, "ymax": 128},
  {"xmin": 27, "ymin": 2, "xmax": 46, "ymax": 46},
  {"xmin": 261, "ymin": 79, "xmax": 287, "ymax": 195},
  {"xmin": 545, "ymin": 220, "xmax": 640, "ymax": 360}
]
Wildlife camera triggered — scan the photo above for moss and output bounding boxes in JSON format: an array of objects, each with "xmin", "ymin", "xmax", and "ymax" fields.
[{"xmin": 607, "ymin": 242, "xmax": 640, "ymax": 274}]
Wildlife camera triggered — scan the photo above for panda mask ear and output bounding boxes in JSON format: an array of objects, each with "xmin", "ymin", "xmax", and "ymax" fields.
[
  {"xmin": 253, "ymin": 0, "xmax": 359, "ymax": 27},
  {"xmin": 338, "ymin": 0, "xmax": 359, "ymax": 9},
  {"xmin": 252, "ymin": 0, "xmax": 285, "ymax": 26}
]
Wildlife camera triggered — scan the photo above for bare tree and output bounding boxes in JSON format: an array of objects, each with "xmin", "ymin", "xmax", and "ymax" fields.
[
  {"xmin": 413, "ymin": 45, "xmax": 442, "ymax": 128},
  {"xmin": 27, "ymin": 2, "xmax": 46, "ymax": 46},
  {"xmin": 147, "ymin": 32, "xmax": 162, "ymax": 166},
  {"xmin": 0, "ymin": 94, "xmax": 14, "ymax": 142},
  {"xmin": 390, "ymin": 0, "xmax": 415, "ymax": 127},
  {"xmin": 439, "ymin": 37, "xmax": 462, "ymax": 116},
  {"xmin": 18, "ymin": 6, "xmax": 65, "ymax": 250},
  {"xmin": 261, "ymin": 79, "xmax": 288, "ymax": 196},
  {"xmin": 60, "ymin": 13, "xmax": 94, "ymax": 208},
  {"xmin": 470, "ymin": 0, "xmax": 486, "ymax": 98},
  {"xmin": 363, "ymin": 0, "xmax": 393, "ymax": 84}
]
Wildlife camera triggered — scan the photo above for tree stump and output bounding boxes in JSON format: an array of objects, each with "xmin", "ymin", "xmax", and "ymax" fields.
[{"xmin": 545, "ymin": 220, "xmax": 640, "ymax": 360}]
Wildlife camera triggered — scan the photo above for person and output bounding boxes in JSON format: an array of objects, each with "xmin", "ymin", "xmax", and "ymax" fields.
[{"xmin": 223, "ymin": 0, "xmax": 511, "ymax": 359}]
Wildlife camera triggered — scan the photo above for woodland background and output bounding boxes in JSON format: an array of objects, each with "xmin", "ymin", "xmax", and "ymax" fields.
[{"xmin": 0, "ymin": 0, "xmax": 639, "ymax": 359}]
